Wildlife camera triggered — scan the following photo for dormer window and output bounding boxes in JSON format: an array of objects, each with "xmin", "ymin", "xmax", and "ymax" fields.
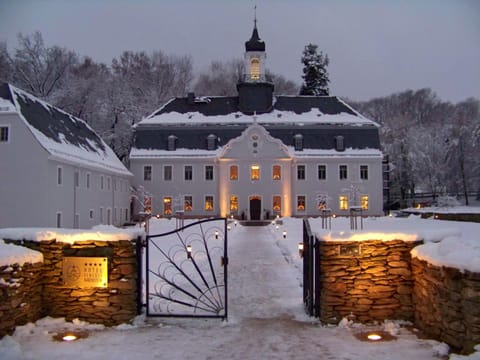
[
  {"xmin": 294, "ymin": 134, "xmax": 303, "ymax": 151},
  {"xmin": 167, "ymin": 135, "xmax": 177, "ymax": 151},
  {"xmin": 250, "ymin": 58, "xmax": 260, "ymax": 80},
  {"xmin": 207, "ymin": 134, "xmax": 217, "ymax": 150},
  {"xmin": 335, "ymin": 135, "xmax": 345, "ymax": 151}
]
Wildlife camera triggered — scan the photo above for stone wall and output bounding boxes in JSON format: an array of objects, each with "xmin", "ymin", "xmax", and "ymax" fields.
[
  {"xmin": 412, "ymin": 258, "xmax": 480, "ymax": 354},
  {"xmin": 0, "ymin": 261, "xmax": 43, "ymax": 337},
  {"xmin": 317, "ymin": 239, "xmax": 422, "ymax": 324},
  {"xmin": 0, "ymin": 238, "xmax": 139, "ymax": 337}
]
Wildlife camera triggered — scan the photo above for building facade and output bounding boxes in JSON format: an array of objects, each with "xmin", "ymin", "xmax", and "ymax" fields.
[
  {"xmin": 0, "ymin": 84, "xmax": 132, "ymax": 228},
  {"xmin": 130, "ymin": 24, "xmax": 383, "ymax": 219}
]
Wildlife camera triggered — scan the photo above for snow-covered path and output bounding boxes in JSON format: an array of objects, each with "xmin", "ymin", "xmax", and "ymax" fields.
[{"xmin": 0, "ymin": 222, "xmax": 452, "ymax": 359}]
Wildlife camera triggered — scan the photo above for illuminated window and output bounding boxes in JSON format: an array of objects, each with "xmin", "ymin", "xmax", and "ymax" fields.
[
  {"xmin": 273, "ymin": 196, "xmax": 281, "ymax": 212},
  {"xmin": 184, "ymin": 165, "xmax": 193, "ymax": 181},
  {"xmin": 230, "ymin": 165, "xmax": 238, "ymax": 180},
  {"xmin": 317, "ymin": 200, "xmax": 327, "ymax": 211},
  {"xmin": 297, "ymin": 165, "xmax": 305, "ymax": 180},
  {"xmin": 339, "ymin": 165, "xmax": 348, "ymax": 180},
  {"xmin": 184, "ymin": 196, "xmax": 193, "ymax": 212},
  {"xmin": 164, "ymin": 165, "xmax": 172, "ymax": 181},
  {"xmin": 251, "ymin": 165, "xmax": 260, "ymax": 180},
  {"xmin": 318, "ymin": 165, "xmax": 326, "ymax": 180},
  {"xmin": 272, "ymin": 165, "xmax": 281, "ymax": 180},
  {"xmin": 144, "ymin": 196, "xmax": 152, "ymax": 214},
  {"xmin": 230, "ymin": 195, "xmax": 238, "ymax": 212},
  {"xmin": 361, "ymin": 195, "xmax": 369, "ymax": 210},
  {"xmin": 360, "ymin": 165, "xmax": 368, "ymax": 180},
  {"xmin": 205, "ymin": 196, "xmax": 214, "ymax": 211},
  {"xmin": 250, "ymin": 58, "xmax": 260, "ymax": 80},
  {"xmin": 205, "ymin": 165, "xmax": 214, "ymax": 180},
  {"xmin": 297, "ymin": 196, "xmax": 306, "ymax": 212},
  {"xmin": 163, "ymin": 197, "xmax": 172, "ymax": 216},
  {"xmin": 143, "ymin": 165, "xmax": 152, "ymax": 181},
  {"xmin": 339, "ymin": 195, "xmax": 349, "ymax": 210}
]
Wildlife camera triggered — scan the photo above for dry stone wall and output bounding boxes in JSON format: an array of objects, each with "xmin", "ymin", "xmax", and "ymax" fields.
[
  {"xmin": 317, "ymin": 239, "xmax": 422, "ymax": 324},
  {"xmin": 0, "ymin": 238, "xmax": 139, "ymax": 338},
  {"xmin": 0, "ymin": 261, "xmax": 43, "ymax": 337},
  {"xmin": 412, "ymin": 258, "xmax": 480, "ymax": 354}
]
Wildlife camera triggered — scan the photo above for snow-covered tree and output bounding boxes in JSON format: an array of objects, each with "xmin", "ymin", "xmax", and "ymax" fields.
[{"xmin": 299, "ymin": 43, "xmax": 329, "ymax": 96}]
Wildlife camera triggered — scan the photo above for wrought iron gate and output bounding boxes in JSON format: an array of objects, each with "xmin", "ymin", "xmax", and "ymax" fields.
[
  {"xmin": 145, "ymin": 218, "xmax": 228, "ymax": 319},
  {"xmin": 302, "ymin": 218, "xmax": 320, "ymax": 317}
]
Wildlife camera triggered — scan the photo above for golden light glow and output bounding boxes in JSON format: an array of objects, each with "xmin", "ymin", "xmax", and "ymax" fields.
[
  {"xmin": 361, "ymin": 195, "xmax": 369, "ymax": 210},
  {"xmin": 250, "ymin": 58, "xmax": 260, "ymax": 80},
  {"xmin": 230, "ymin": 195, "xmax": 239, "ymax": 212},
  {"xmin": 251, "ymin": 165, "xmax": 260, "ymax": 180},
  {"xmin": 272, "ymin": 165, "xmax": 281, "ymax": 180},
  {"xmin": 367, "ymin": 334, "xmax": 382, "ymax": 341},
  {"xmin": 62, "ymin": 334, "xmax": 78, "ymax": 342},
  {"xmin": 229, "ymin": 165, "xmax": 238, "ymax": 180},
  {"xmin": 339, "ymin": 195, "xmax": 349, "ymax": 210},
  {"xmin": 205, "ymin": 196, "xmax": 214, "ymax": 211},
  {"xmin": 273, "ymin": 196, "xmax": 281, "ymax": 211},
  {"xmin": 163, "ymin": 197, "xmax": 172, "ymax": 215}
]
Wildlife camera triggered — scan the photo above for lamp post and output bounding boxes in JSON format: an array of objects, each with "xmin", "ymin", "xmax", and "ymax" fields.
[
  {"xmin": 186, "ymin": 245, "xmax": 192, "ymax": 259},
  {"xmin": 282, "ymin": 230, "xmax": 287, "ymax": 239},
  {"xmin": 298, "ymin": 242, "xmax": 304, "ymax": 258}
]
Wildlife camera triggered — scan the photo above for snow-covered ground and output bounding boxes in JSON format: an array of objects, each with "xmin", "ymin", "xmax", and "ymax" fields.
[{"xmin": 1, "ymin": 216, "xmax": 480, "ymax": 359}]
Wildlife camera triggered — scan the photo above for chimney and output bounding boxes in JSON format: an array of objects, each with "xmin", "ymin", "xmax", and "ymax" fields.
[{"xmin": 187, "ymin": 92, "xmax": 195, "ymax": 105}]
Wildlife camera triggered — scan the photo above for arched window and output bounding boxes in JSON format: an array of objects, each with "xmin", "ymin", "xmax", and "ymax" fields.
[
  {"xmin": 250, "ymin": 58, "xmax": 260, "ymax": 80},
  {"xmin": 294, "ymin": 134, "xmax": 303, "ymax": 151}
]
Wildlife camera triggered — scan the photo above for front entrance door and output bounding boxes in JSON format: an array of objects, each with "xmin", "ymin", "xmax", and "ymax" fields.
[{"xmin": 249, "ymin": 197, "xmax": 261, "ymax": 220}]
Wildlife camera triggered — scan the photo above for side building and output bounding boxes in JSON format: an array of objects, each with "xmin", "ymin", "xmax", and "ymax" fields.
[
  {"xmin": 130, "ymin": 24, "xmax": 383, "ymax": 220},
  {"xmin": 0, "ymin": 83, "xmax": 132, "ymax": 228}
]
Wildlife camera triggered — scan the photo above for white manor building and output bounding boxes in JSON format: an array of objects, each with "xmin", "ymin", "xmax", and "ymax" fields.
[{"xmin": 130, "ymin": 24, "xmax": 384, "ymax": 220}]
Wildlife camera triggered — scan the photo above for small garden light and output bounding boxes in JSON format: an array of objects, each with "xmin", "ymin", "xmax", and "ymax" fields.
[
  {"xmin": 186, "ymin": 244, "xmax": 192, "ymax": 259},
  {"xmin": 298, "ymin": 242, "xmax": 304, "ymax": 258},
  {"xmin": 282, "ymin": 230, "xmax": 287, "ymax": 239},
  {"xmin": 215, "ymin": 230, "xmax": 219, "ymax": 239}
]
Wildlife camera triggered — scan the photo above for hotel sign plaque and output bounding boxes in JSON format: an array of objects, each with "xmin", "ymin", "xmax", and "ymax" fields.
[{"xmin": 63, "ymin": 257, "xmax": 108, "ymax": 288}]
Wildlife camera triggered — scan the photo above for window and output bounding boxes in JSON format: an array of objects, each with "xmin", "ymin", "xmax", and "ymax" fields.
[
  {"xmin": 143, "ymin": 165, "xmax": 152, "ymax": 181},
  {"xmin": 250, "ymin": 58, "xmax": 260, "ymax": 80},
  {"xmin": 339, "ymin": 195, "xmax": 349, "ymax": 210},
  {"xmin": 100, "ymin": 175, "xmax": 104, "ymax": 190},
  {"xmin": 86, "ymin": 173, "xmax": 91, "ymax": 189},
  {"xmin": 339, "ymin": 165, "xmax": 348, "ymax": 180},
  {"xmin": 272, "ymin": 165, "xmax": 281, "ymax": 180},
  {"xmin": 184, "ymin": 196, "xmax": 193, "ymax": 212},
  {"xmin": 297, "ymin": 165, "xmax": 306, "ymax": 180},
  {"xmin": 205, "ymin": 165, "xmax": 214, "ymax": 180},
  {"xmin": 360, "ymin": 165, "xmax": 369, "ymax": 180},
  {"xmin": 89, "ymin": 209, "xmax": 94, "ymax": 220},
  {"xmin": 167, "ymin": 135, "xmax": 177, "ymax": 151},
  {"xmin": 125, "ymin": 208, "xmax": 129, "ymax": 222},
  {"xmin": 250, "ymin": 165, "xmax": 260, "ymax": 180},
  {"xmin": 361, "ymin": 195, "xmax": 369, "ymax": 210},
  {"xmin": 56, "ymin": 212, "xmax": 62, "ymax": 228},
  {"xmin": 207, "ymin": 134, "xmax": 217, "ymax": 150},
  {"xmin": 230, "ymin": 165, "xmax": 238, "ymax": 181},
  {"xmin": 335, "ymin": 135, "xmax": 345, "ymax": 151},
  {"xmin": 57, "ymin": 166, "xmax": 63, "ymax": 185},
  {"xmin": 164, "ymin": 165, "xmax": 172, "ymax": 181},
  {"xmin": 113, "ymin": 179, "xmax": 117, "ymax": 191},
  {"xmin": 114, "ymin": 207, "xmax": 117, "ymax": 222},
  {"xmin": 144, "ymin": 196, "xmax": 152, "ymax": 214},
  {"xmin": 294, "ymin": 134, "xmax": 303, "ymax": 151},
  {"xmin": 318, "ymin": 165, "xmax": 326, "ymax": 180},
  {"xmin": 273, "ymin": 196, "xmax": 281, "ymax": 212},
  {"xmin": 230, "ymin": 195, "xmax": 238, "ymax": 212},
  {"xmin": 205, "ymin": 196, "xmax": 214, "ymax": 211},
  {"xmin": 184, "ymin": 165, "xmax": 193, "ymax": 181},
  {"xmin": 74, "ymin": 170, "xmax": 79, "ymax": 187},
  {"xmin": 107, "ymin": 176, "xmax": 111, "ymax": 191},
  {"xmin": 74, "ymin": 214, "xmax": 80, "ymax": 229},
  {"xmin": 107, "ymin": 208, "xmax": 112, "ymax": 225},
  {"xmin": 297, "ymin": 196, "xmax": 306, "ymax": 212},
  {"xmin": 317, "ymin": 199, "xmax": 327, "ymax": 211},
  {"xmin": 100, "ymin": 207, "xmax": 104, "ymax": 224},
  {"xmin": 0, "ymin": 126, "xmax": 9, "ymax": 142},
  {"xmin": 163, "ymin": 197, "xmax": 172, "ymax": 216}
]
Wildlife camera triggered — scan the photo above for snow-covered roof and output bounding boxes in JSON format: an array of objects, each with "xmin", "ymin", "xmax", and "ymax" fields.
[{"xmin": 0, "ymin": 83, "xmax": 132, "ymax": 177}]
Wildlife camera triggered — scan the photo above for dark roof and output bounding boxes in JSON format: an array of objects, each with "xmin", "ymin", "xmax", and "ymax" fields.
[
  {"xmin": 148, "ymin": 95, "xmax": 360, "ymax": 118},
  {"xmin": 245, "ymin": 25, "xmax": 265, "ymax": 52},
  {"xmin": 133, "ymin": 124, "xmax": 380, "ymax": 152},
  {"xmin": 0, "ymin": 83, "xmax": 105, "ymax": 152}
]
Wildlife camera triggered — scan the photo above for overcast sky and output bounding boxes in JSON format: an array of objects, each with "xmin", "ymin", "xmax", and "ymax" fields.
[{"xmin": 0, "ymin": 0, "xmax": 479, "ymax": 102}]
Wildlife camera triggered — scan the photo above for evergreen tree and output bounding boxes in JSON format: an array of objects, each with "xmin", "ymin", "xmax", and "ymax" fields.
[{"xmin": 300, "ymin": 43, "xmax": 330, "ymax": 96}]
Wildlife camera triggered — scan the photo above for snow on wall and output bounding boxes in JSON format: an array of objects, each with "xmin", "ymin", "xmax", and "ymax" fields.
[{"xmin": 0, "ymin": 240, "xmax": 43, "ymax": 267}]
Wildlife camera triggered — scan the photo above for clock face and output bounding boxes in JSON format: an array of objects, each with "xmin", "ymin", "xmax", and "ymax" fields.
[{"xmin": 252, "ymin": 134, "xmax": 258, "ymax": 141}]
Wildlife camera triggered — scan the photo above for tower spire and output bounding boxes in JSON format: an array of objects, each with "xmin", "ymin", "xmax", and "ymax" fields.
[{"xmin": 254, "ymin": 5, "xmax": 257, "ymax": 28}]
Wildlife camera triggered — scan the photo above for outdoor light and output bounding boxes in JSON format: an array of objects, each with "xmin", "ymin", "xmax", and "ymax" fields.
[
  {"xmin": 215, "ymin": 230, "xmax": 219, "ymax": 239},
  {"xmin": 276, "ymin": 214, "xmax": 279, "ymax": 219},
  {"xmin": 234, "ymin": 220, "xmax": 237, "ymax": 227},
  {"xmin": 156, "ymin": 214, "xmax": 161, "ymax": 219},
  {"xmin": 186, "ymin": 245, "xmax": 192, "ymax": 259},
  {"xmin": 298, "ymin": 242, "xmax": 304, "ymax": 258},
  {"xmin": 275, "ymin": 224, "xmax": 279, "ymax": 230},
  {"xmin": 367, "ymin": 333, "xmax": 382, "ymax": 341},
  {"xmin": 62, "ymin": 334, "xmax": 78, "ymax": 342},
  {"xmin": 282, "ymin": 230, "xmax": 287, "ymax": 239},
  {"xmin": 227, "ymin": 225, "xmax": 231, "ymax": 231},
  {"xmin": 271, "ymin": 220, "xmax": 275, "ymax": 226},
  {"xmin": 332, "ymin": 214, "xmax": 337, "ymax": 218}
]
